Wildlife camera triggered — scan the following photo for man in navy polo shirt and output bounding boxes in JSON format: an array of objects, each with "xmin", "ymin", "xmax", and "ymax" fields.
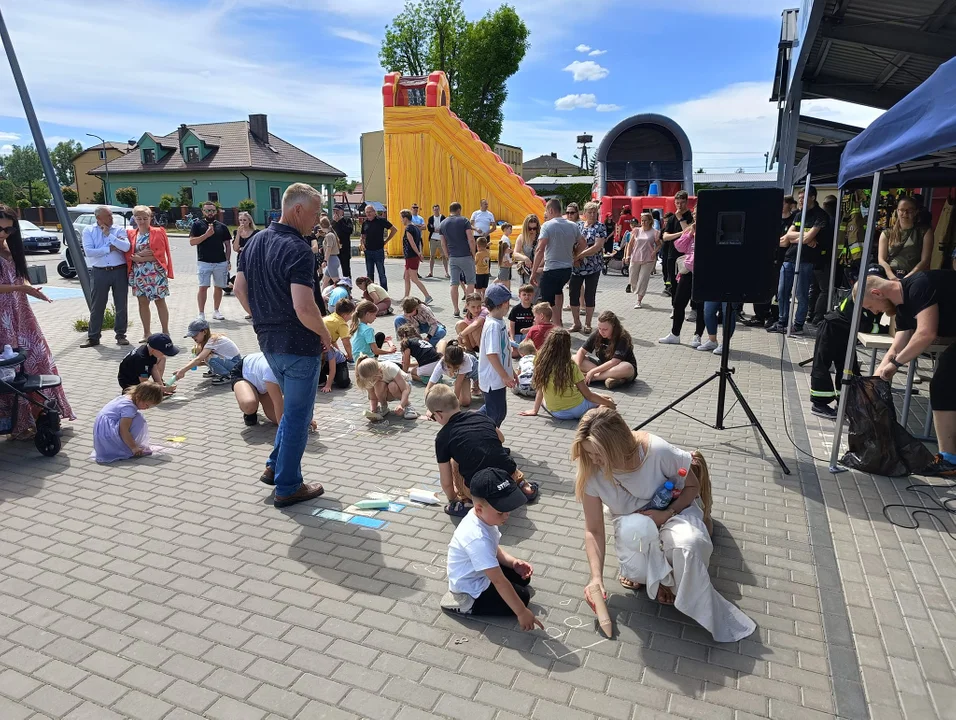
[{"xmin": 235, "ymin": 183, "xmax": 334, "ymax": 508}]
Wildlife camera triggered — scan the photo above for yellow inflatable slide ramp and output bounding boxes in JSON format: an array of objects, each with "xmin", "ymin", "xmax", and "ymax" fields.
[{"xmin": 382, "ymin": 71, "xmax": 545, "ymax": 259}]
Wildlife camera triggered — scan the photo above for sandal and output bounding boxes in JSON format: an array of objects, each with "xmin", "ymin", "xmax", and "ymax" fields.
[
  {"xmin": 569, "ymin": 324, "xmax": 582, "ymax": 333},
  {"xmin": 619, "ymin": 576, "xmax": 642, "ymax": 591},
  {"xmin": 444, "ymin": 500, "xmax": 473, "ymax": 517},
  {"xmin": 520, "ymin": 480, "xmax": 540, "ymax": 505}
]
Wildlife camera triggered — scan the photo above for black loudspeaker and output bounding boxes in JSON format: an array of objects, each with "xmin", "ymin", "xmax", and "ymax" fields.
[{"xmin": 692, "ymin": 187, "xmax": 784, "ymax": 304}]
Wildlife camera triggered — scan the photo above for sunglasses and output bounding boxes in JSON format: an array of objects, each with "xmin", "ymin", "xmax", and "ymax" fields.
[{"xmin": 0, "ymin": 226, "xmax": 13, "ymax": 235}]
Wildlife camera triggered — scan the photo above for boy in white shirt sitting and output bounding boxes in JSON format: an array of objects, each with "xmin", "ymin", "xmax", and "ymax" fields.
[{"xmin": 440, "ymin": 468, "xmax": 543, "ymax": 631}]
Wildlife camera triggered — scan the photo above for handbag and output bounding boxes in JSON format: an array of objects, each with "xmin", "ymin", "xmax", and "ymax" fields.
[{"xmin": 676, "ymin": 255, "xmax": 689, "ymax": 275}]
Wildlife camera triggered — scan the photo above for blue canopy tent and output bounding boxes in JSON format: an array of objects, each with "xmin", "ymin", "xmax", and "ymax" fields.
[{"xmin": 829, "ymin": 57, "xmax": 956, "ymax": 473}]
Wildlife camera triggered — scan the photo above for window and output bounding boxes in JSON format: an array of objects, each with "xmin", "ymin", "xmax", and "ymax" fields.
[
  {"xmin": 142, "ymin": 149, "xmax": 155, "ymax": 164},
  {"xmin": 98, "ymin": 150, "xmax": 107, "ymax": 160},
  {"xmin": 207, "ymin": 192, "xmax": 219, "ymax": 203},
  {"xmin": 185, "ymin": 146, "xmax": 200, "ymax": 163},
  {"xmin": 270, "ymin": 187, "xmax": 281, "ymax": 209}
]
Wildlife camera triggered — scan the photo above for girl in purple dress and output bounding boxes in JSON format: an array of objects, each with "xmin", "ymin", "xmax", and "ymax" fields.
[{"xmin": 93, "ymin": 382, "xmax": 163, "ymax": 463}]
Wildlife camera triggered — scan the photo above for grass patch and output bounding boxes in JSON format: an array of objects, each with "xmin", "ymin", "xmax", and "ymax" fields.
[{"xmin": 73, "ymin": 305, "xmax": 129, "ymax": 333}]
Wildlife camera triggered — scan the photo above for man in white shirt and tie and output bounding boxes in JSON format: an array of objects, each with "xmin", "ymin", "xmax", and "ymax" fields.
[
  {"xmin": 80, "ymin": 206, "xmax": 131, "ymax": 347},
  {"xmin": 470, "ymin": 199, "xmax": 496, "ymax": 239}
]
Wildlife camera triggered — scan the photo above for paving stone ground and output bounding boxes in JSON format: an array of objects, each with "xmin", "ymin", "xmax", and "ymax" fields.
[{"xmin": 0, "ymin": 241, "xmax": 953, "ymax": 719}]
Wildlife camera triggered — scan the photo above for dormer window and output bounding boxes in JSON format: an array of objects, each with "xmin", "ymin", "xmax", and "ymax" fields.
[
  {"xmin": 142, "ymin": 148, "xmax": 155, "ymax": 164},
  {"xmin": 185, "ymin": 146, "xmax": 200, "ymax": 163}
]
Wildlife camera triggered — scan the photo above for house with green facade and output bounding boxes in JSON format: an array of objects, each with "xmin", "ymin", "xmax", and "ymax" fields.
[{"xmin": 89, "ymin": 114, "xmax": 345, "ymax": 223}]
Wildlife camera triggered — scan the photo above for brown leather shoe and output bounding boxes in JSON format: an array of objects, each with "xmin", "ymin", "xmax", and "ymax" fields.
[
  {"xmin": 116, "ymin": 337, "xmax": 130, "ymax": 346},
  {"xmin": 274, "ymin": 482, "xmax": 325, "ymax": 508},
  {"xmin": 80, "ymin": 338, "xmax": 100, "ymax": 348},
  {"xmin": 259, "ymin": 467, "xmax": 275, "ymax": 486}
]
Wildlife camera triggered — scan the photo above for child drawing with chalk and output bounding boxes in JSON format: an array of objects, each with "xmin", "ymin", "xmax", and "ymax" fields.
[
  {"xmin": 93, "ymin": 381, "xmax": 164, "ymax": 463},
  {"xmin": 440, "ymin": 467, "xmax": 543, "ymax": 631}
]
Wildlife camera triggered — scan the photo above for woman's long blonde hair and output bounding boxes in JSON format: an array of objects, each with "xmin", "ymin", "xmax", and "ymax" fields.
[
  {"xmin": 354, "ymin": 354, "xmax": 382, "ymax": 389},
  {"xmin": 570, "ymin": 407, "xmax": 647, "ymax": 501},
  {"xmin": 886, "ymin": 196, "xmax": 923, "ymax": 249},
  {"xmin": 518, "ymin": 214, "xmax": 540, "ymax": 245},
  {"xmin": 350, "ymin": 300, "xmax": 377, "ymax": 335},
  {"xmin": 238, "ymin": 211, "xmax": 257, "ymax": 231}
]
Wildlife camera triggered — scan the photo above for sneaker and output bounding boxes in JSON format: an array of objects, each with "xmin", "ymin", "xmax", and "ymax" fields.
[
  {"xmin": 378, "ymin": 403, "xmax": 390, "ymax": 416},
  {"xmin": 625, "ymin": 284, "xmax": 632, "ymax": 293},
  {"xmin": 605, "ymin": 378, "xmax": 627, "ymax": 390},
  {"xmin": 921, "ymin": 454, "xmax": 956, "ymax": 477},
  {"xmin": 196, "ymin": 312, "xmax": 206, "ymax": 321},
  {"xmin": 811, "ymin": 404, "xmax": 838, "ymax": 419},
  {"xmin": 403, "ymin": 406, "xmax": 420, "ymax": 420},
  {"xmin": 634, "ymin": 301, "xmax": 642, "ymax": 309},
  {"xmin": 713, "ymin": 344, "xmax": 723, "ymax": 355},
  {"xmin": 742, "ymin": 317, "xmax": 764, "ymax": 327},
  {"xmin": 202, "ymin": 371, "xmax": 213, "ymax": 378},
  {"xmin": 364, "ymin": 409, "xmax": 384, "ymax": 422},
  {"xmin": 210, "ymin": 375, "xmax": 230, "ymax": 385},
  {"xmin": 697, "ymin": 339, "xmax": 717, "ymax": 352},
  {"xmin": 244, "ymin": 412, "xmax": 258, "ymax": 426},
  {"xmin": 767, "ymin": 323, "xmax": 786, "ymax": 333},
  {"xmin": 789, "ymin": 325, "xmax": 804, "ymax": 336},
  {"xmin": 658, "ymin": 333, "xmax": 680, "ymax": 345},
  {"xmin": 424, "ymin": 296, "xmax": 435, "ymax": 305},
  {"xmin": 453, "ymin": 311, "xmax": 461, "ymax": 318},
  {"xmin": 212, "ymin": 309, "xmax": 225, "ymax": 320},
  {"xmin": 691, "ymin": 334, "xmax": 701, "ymax": 348}
]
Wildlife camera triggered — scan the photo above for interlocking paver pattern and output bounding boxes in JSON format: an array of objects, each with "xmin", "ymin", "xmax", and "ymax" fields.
[{"xmin": 0, "ymin": 241, "xmax": 953, "ymax": 718}]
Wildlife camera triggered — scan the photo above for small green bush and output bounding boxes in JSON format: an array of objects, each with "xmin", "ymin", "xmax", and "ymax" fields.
[
  {"xmin": 15, "ymin": 198, "xmax": 29, "ymax": 210},
  {"xmin": 73, "ymin": 305, "xmax": 128, "ymax": 333},
  {"xmin": 238, "ymin": 198, "xmax": 256, "ymax": 212},
  {"xmin": 176, "ymin": 185, "xmax": 192, "ymax": 207},
  {"xmin": 61, "ymin": 187, "xmax": 79, "ymax": 205},
  {"xmin": 158, "ymin": 194, "xmax": 175, "ymax": 212},
  {"xmin": 115, "ymin": 187, "xmax": 138, "ymax": 207}
]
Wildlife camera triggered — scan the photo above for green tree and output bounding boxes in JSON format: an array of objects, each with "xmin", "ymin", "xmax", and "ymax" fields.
[
  {"xmin": 176, "ymin": 185, "xmax": 192, "ymax": 207},
  {"xmin": 61, "ymin": 187, "xmax": 79, "ymax": 205},
  {"xmin": 92, "ymin": 189, "xmax": 105, "ymax": 204},
  {"xmin": 115, "ymin": 186, "xmax": 138, "ymax": 207},
  {"xmin": 0, "ymin": 180, "xmax": 17, "ymax": 206},
  {"xmin": 4, "ymin": 145, "xmax": 44, "ymax": 203},
  {"xmin": 380, "ymin": 0, "xmax": 528, "ymax": 146},
  {"xmin": 16, "ymin": 180, "xmax": 51, "ymax": 207},
  {"xmin": 238, "ymin": 198, "xmax": 256, "ymax": 212},
  {"xmin": 158, "ymin": 194, "xmax": 175, "ymax": 212},
  {"xmin": 333, "ymin": 179, "xmax": 359, "ymax": 193},
  {"xmin": 49, "ymin": 140, "xmax": 82, "ymax": 185}
]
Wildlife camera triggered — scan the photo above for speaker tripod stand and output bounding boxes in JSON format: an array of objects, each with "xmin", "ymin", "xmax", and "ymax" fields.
[{"xmin": 634, "ymin": 312, "xmax": 791, "ymax": 475}]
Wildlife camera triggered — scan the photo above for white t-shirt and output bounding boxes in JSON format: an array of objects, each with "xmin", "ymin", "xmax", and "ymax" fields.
[
  {"xmin": 428, "ymin": 353, "xmax": 475, "ymax": 384},
  {"xmin": 206, "ymin": 336, "xmax": 241, "ymax": 360},
  {"xmin": 430, "ymin": 215, "xmax": 443, "ymax": 240},
  {"xmin": 584, "ymin": 434, "xmax": 691, "ymax": 516},
  {"xmin": 470, "ymin": 209, "xmax": 496, "ymax": 235},
  {"xmin": 380, "ymin": 361, "xmax": 407, "ymax": 384},
  {"xmin": 240, "ymin": 352, "xmax": 277, "ymax": 394},
  {"xmin": 478, "ymin": 316, "xmax": 510, "ymax": 392},
  {"xmin": 447, "ymin": 509, "xmax": 500, "ymax": 597}
]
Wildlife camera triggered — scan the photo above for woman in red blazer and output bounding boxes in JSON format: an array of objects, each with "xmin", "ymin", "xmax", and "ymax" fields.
[{"xmin": 126, "ymin": 205, "xmax": 175, "ymax": 341}]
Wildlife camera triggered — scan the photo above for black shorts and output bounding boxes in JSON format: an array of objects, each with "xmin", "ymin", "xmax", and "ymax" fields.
[
  {"xmin": 539, "ymin": 268, "xmax": 573, "ymax": 306},
  {"xmin": 229, "ymin": 356, "xmax": 245, "ymax": 390},
  {"xmin": 475, "ymin": 273, "xmax": 490, "ymax": 290},
  {"xmin": 931, "ymin": 343, "xmax": 956, "ymax": 412}
]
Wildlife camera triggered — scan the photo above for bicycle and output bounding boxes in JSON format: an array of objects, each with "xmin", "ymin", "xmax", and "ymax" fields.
[
  {"xmin": 152, "ymin": 212, "xmax": 168, "ymax": 228},
  {"xmin": 175, "ymin": 213, "xmax": 196, "ymax": 231}
]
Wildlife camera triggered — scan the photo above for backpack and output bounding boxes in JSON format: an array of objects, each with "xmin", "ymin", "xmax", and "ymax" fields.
[{"xmin": 513, "ymin": 355, "xmax": 536, "ymax": 397}]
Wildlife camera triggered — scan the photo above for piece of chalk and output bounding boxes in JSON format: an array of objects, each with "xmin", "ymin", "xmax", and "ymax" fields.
[
  {"xmin": 354, "ymin": 499, "xmax": 390, "ymax": 510},
  {"xmin": 408, "ymin": 489, "xmax": 440, "ymax": 505}
]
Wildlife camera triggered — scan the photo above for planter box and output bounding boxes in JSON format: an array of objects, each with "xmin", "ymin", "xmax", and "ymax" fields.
[{"xmin": 27, "ymin": 265, "xmax": 48, "ymax": 285}]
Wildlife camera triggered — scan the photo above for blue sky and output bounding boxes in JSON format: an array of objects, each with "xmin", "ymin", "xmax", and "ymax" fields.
[{"xmin": 0, "ymin": 0, "xmax": 881, "ymax": 182}]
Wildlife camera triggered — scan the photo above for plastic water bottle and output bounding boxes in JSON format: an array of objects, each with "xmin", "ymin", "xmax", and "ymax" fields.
[
  {"xmin": 0, "ymin": 344, "xmax": 14, "ymax": 360},
  {"xmin": 645, "ymin": 481, "xmax": 675, "ymax": 511}
]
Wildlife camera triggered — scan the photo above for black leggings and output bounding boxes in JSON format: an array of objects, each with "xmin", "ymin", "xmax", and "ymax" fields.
[
  {"xmin": 671, "ymin": 271, "xmax": 705, "ymax": 337},
  {"xmin": 374, "ymin": 332, "xmax": 385, "ymax": 348},
  {"xmin": 320, "ymin": 358, "xmax": 352, "ymax": 389},
  {"xmin": 931, "ymin": 344, "xmax": 956, "ymax": 412},
  {"xmin": 568, "ymin": 271, "xmax": 600, "ymax": 308},
  {"xmin": 470, "ymin": 564, "xmax": 532, "ymax": 616}
]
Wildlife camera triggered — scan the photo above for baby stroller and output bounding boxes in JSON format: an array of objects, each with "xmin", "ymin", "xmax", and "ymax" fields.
[
  {"xmin": 0, "ymin": 349, "xmax": 64, "ymax": 456},
  {"xmin": 602, "ymin": 238, "xmax": 628, "ymax": 276}
]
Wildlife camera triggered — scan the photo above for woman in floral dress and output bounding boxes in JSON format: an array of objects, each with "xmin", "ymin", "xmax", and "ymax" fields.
[
  {"xmin": 0, "ymin": 205, "xmax": 75, "ymax": 438},
  {"xmin": 568, "ymin": 201, "xmax": 609, "ymax": 334},
  {"xmin": 126, "ymin": 205, "xmax": 174, "ymax": 341}
]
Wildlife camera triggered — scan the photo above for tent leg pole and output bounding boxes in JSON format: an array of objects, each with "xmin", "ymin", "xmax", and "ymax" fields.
[
  {"xmin": 826, "ymin": 192, "xmax": 843, "ymax": 312},
  {"xmin": 786, "ymin": 174, "xmax": 812, "ymax": 336},
  {"xmin": 829, "ymin": 171, "xmax": 883, "ymax": 473}
]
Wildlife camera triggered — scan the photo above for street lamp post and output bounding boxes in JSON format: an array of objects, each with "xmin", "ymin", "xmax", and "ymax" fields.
[{"xmin": 87, "ymin": 132, "xmax": 110, "ymax": 204}]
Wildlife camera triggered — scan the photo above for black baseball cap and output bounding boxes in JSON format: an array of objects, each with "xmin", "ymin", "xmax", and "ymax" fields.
[
  {"xmin": 469, "ymin": 468, "xmax": 527, "ymax": 512},
  {"xmin": 147, "ymin": 333, "xmax": 180, "ymax": 356}
]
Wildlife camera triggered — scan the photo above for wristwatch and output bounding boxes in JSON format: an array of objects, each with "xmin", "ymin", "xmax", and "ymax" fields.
[{"xmin": 890, "ymin": 358, "xmax": 906, "ymax": 369}]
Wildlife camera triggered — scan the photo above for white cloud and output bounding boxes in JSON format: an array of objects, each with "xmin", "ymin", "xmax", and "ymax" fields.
[
  {"xmin": 575, "ymin": 44, "xmax": 591, "ymax": 53},
  {"xmin": 555, "ymin": 94, "xmax": 597, "ymax": 111},
  {"xmin": 0, "ymin": 145, "xmax": 12, "ymax": 156},
  {"xmin": 331, "ymin": 28, "xmax": 379, "ymax": 46},
  {"xmin": 563, "ymin": 61, "xmax": 609, "ymax": 82},
  {"xmin": 596, "ymin": 104, "xmax": 621, "ymax": 112},
  {"xmin": 588, "ymin": 49, "xmax": 607, "ymax": 56},
  {"xmin": 0, "ymin": 131, "xmax": 19, "ymax": 141}
]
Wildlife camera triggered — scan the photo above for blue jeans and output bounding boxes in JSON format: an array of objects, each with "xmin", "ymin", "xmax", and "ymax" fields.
[
  {"xmin": 704, "ymin": 303, "xmax": 736, "ymax": 341},
  {"xmin": 777, "ymin": 261, "xmax": 813, "ymax": 327},
  {"xmin": 394, "ymin": 317, "xmax": 447, "ymax": 345},
  {"xmin": 479, "ymin": 387, "xmax": 508, "ymax": 427},
  {"xmin": 364, "ymin": 249, "xmax": 387, "ymax": 290},
  {"xmin": 263, "ymin": 353, "xmax": 321, "ymax": 498},
  {"xmin": 548, "ymin": 397, "xmax": 597, "ymax": 420},
  {"xmin": 207, "ymin": 354, "xmax": 240, "ymax": 377}
]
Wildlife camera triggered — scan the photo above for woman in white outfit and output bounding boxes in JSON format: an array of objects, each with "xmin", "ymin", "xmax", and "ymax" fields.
[{"xmin": 570, "ymin": 407, "xmax": 755, "ymax": 643}]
